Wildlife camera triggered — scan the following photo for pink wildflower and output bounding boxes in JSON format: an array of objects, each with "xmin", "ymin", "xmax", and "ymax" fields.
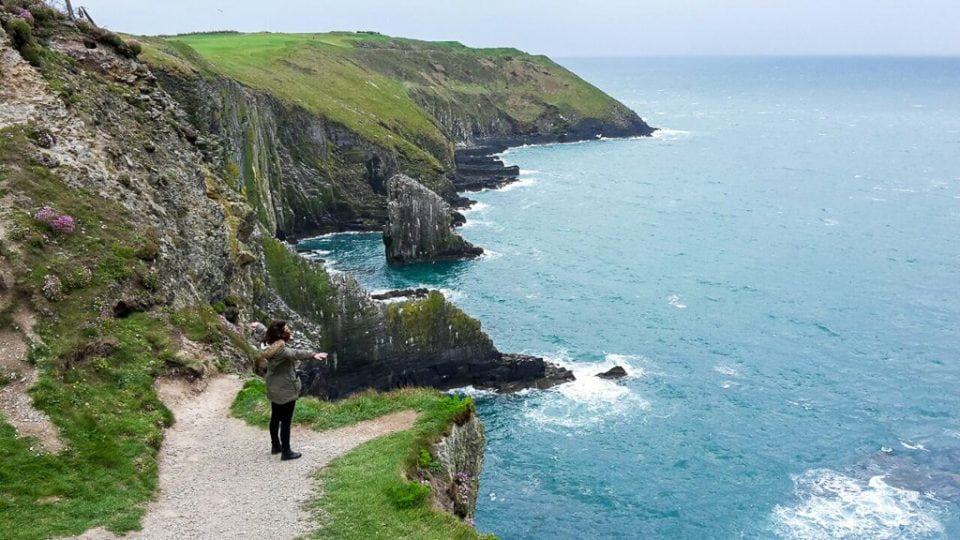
[
  {"xmin": 33, "ymin": 206, "xmax": 76, "ymax": 234},
  {"xmin": 34, "ymin": 205, "xmax": 57, "ymax": 224},
  {"xmin": 50, "ymin": 215, "xmax": 76, "ymax": 234}
]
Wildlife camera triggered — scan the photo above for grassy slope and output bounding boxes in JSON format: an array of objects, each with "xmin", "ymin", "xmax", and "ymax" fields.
[
  {"xmin": 0, "ymin": 127, "xmax": 245, "ymax": 539},
  {"xmin": 231, "ymin": 379, "xmax": 486, "ymax": 539},
  {"xmin": 144, "ymin": 32, "xmax": 631, "ymax": 163},
  {"xmin": 0, "ymin": 127, "xmax": 162, "ymax": 537}
]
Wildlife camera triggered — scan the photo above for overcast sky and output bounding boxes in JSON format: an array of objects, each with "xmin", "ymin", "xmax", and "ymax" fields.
[{"xmin": 75, "ymin": 0, "xmax": 960, "ymax": 57}]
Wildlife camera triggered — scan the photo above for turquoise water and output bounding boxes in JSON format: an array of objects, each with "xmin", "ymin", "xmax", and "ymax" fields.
[{"xmin": 299, "ymin": 58, "xmax": 960, "ymax": 538}]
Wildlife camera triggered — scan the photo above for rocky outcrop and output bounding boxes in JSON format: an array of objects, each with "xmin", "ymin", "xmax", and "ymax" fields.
[
  {"xmin": 370, "ymin": 288, "xmax": 431, "ymax": 301},
  {"xmin": 383, "ymin": 174, "xmax": 482, "ymax": 265},
  {"xmin": 453, "ymin": 148, "xmax": 520, "ymax": 192},
  {"xmin": 294, "ymin": 285, "xmax": 574, "ymax": 398},
  {"xmin": 596, "ymin": 366, "xmax": 628, "ymax": 379},
  {"xmin": 427, "ymin": 410, "xmax": 485, "ymax": 521},
  {"xmin": 260, "ymin": 240, "xmax": 573, "ymax": 399}
]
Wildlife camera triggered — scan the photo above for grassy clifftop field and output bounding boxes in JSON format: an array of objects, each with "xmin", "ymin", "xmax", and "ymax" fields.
[{"xmin": 143, "ymin": 31, "xmax": 647, "ymax": 167}]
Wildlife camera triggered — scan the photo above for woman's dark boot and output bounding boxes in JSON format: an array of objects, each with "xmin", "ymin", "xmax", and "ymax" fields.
[
  {"xmin": 271, "ymin": 442, "xmax": 282, "ymax": 455},
  {"xmin": 281, "ymin": 450, "xmax": 302, "ymax": 461}
]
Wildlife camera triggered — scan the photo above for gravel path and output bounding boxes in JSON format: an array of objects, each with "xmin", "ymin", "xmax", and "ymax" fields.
[{"xmin": 78, "ymin": 375, "xmax": 416, "ymax": 539}]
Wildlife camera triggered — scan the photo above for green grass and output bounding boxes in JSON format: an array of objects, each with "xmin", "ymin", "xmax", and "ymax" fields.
[
  {"xmin": 0, "ymin": 126, "xmax": 244, "ymax": 539},
  {"xmin": 231, "ymin": 379, "xmax": 487, "ymax": 539},
  {"xmin": 0, "ymin": 312, "xmax": 174, "ymax": 539}
]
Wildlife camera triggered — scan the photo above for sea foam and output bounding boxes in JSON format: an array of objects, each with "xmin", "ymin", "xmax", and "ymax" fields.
[
  {"xmin": 498, "ymin": 178, "xmax": 538, "ymax": 192},
  {"xmin": 522, "ymin": 352, "xmax": 650, "ymax": 429},
  {"xmin": 461, "ymin": 201, "xmax": 490, "ymax": 214},
  {"xmin": 772, "ymin": 469, "xmax": 944, "ymax": 539},
  {"xmin": 652, "ymin": 128, "xmax": 691, "ymax": 141}
]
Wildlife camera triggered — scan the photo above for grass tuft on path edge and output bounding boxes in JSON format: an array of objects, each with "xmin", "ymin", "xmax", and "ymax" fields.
[{"xmin": 231, "ymin": 379, "xmax": 491, "ymax": 539}]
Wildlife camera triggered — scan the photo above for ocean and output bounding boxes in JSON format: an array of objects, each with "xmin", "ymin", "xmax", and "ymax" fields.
[{"xmin": 298, "ymin": 57, "xmax": 960, "ymax": 539}]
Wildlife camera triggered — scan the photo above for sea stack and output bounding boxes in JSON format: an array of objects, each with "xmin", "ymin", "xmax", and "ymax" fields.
[{"xmin": 383, "ymin": 174, "xmax": 483, "ymax": 264}]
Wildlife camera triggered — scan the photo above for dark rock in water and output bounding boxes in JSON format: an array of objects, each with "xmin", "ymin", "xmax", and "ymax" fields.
[
  {"xmin": 596, "ymin": 366, "xmax": 628, "ymax": 379},
  {"xmin": 864, "ymin": 446, "xmax": 960, "ymax": 502},
  {"xmin": 476, "ymin": 354, "xmax": 576, "ymax": 393},
  {"xmin": 450, "ymin": 195, "xmax": 476, "ymax": 209},
  {"xmin": 450, "ymin": 210, "xmax": 467, "ymax": 228},
  {"xmin": 383, "ymin": 174, "xmax": 483, "ymax": 264},
  {"xmin": 370, "ymin": 288, "xmax": 431, "ymax": 301},
  {"xmin": 452, "ymin": 148, "xmax": 520, "ymax": 192},
  {"xmin": 300, "ymin": 349, "xmax": 574, "ymax": 399}
]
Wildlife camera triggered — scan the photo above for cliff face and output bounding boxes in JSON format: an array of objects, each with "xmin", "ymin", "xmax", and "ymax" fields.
[
  {"xmin": 154, "ymin": 71, "xmax": 405, "ymax": 239},
  {"xmin": 427, "ymin": 410, "xmax": 485, "ymax": 521},
  {"xmin": 141, "ymin": 32, "xmax": 654, "ymax": 239},
  {"xmin": 383, "ymin": 174, "xmax": 482, "ymax": 264}
]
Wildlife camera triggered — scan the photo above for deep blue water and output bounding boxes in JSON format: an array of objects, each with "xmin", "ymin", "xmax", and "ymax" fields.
[{"xmin": 299, "ymin": 57, "xmax": 960, "ymax": 539}]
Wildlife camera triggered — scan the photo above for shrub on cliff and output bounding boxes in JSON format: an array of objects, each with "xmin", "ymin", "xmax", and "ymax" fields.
[
  {"xmin": 4, "ymin": 18, "xmax": 43, "ymax": 67},
  {"xmin": 386, "ymin": 481, "xmax": 430, "ymax": 509},
  {"xmin": 123, "ymin": 39, "xmax": 143, "ymax": 58}
]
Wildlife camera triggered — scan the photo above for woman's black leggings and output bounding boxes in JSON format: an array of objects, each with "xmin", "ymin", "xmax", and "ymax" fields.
[{"xmin": 269, "ymin": 399, "xmax": 297, "ymax": 452}]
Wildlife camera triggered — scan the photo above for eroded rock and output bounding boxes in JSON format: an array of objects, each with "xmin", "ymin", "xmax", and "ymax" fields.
[{"xmin": 383, "ymin": 174, "xmax": 482, "ymax": 265}]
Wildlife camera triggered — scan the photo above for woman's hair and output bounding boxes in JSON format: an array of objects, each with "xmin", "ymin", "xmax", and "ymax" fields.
[{"xmin": 262, "ymin": 320, "xmax": 288, "ymax": 344}]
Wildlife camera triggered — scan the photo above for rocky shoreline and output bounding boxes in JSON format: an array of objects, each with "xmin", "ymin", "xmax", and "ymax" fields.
[
  {"xmin": 308, "ymin": 130, "xmax": 658, "ymax": 396},
  {"xmin": 451, "ymin": 120, "xmax": 657, "ymax": 196}
]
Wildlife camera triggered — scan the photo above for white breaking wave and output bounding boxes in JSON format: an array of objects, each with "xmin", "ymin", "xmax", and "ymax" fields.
[
  {"xmin": 479, "ymin": 249, "xmax": 503, "ymax": 260},
  {"xmin": 300, "ymin": 250, "xmax": 329, "ymax": 261},
  {"xmin": 900, "ymin": 440, "xmax": 929, "ymax": 452},
  {"xmin": 461, "ymin": 201, "xmax": 490, "ymax": 214},
  {"xmin": 713, "ymin": 364, "xmax": 739, "ymax": 377},
  {"xmin": 498, "ymin": 178, "xmax": 538, "ymax": 192},
  {"xmin": 298, "ymin": 230, "xmax": 373, "ymax": 242},
  {"xmin": 459, "ymin": 219, "xmax": 492, "ymax": 230},
  {"xmin": 652, "ymin": 128, "xmax": 691, "ymax": 141},
  {"xmin": 523, "ymin": 352, "xmax": 650, "ymax": 429},
  {"xmin": 447, "ymin": 386, "xmax": 498, "ymax": 399},
  {"xmin": 772, "ymin": 469, "xmax": 944, "ymax": 540},
  {"xmin": 519, "ymin": 169, "xmax": 539, "ymax": 176},
  {"xmin": 667, "ymin": 294, "xmax": 687, "ymax": 309},
  {"xmin": 438, "ymin": 288, "xmax": 464, "ymax": 302}
]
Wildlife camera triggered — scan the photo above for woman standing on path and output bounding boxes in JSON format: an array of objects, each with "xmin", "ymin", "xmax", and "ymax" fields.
[{"xmin": 260, "ymin": 320, "xmax": 328, "ymax": 461}]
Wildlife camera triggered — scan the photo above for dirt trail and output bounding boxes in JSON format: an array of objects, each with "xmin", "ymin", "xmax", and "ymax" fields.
[
  {"xmin": 0, "ymin": 257, "xmax": 65, "ymax": 453},
  {"xmin": 76, "ymin": 375, "xmax": 416, "ymax": 540}
]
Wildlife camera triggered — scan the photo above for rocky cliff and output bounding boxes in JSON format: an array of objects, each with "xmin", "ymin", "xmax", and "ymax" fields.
[
  {"xmin": 424, "ymin": 409, "xmax": 485, "ymax": 521},
  {"xmin": 139, "ymin": 32, "xmax": 655, "ymax": 239},
  {"xmin": 383, "ymin": 173, "xmax": 482, "ymax": 264}
]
